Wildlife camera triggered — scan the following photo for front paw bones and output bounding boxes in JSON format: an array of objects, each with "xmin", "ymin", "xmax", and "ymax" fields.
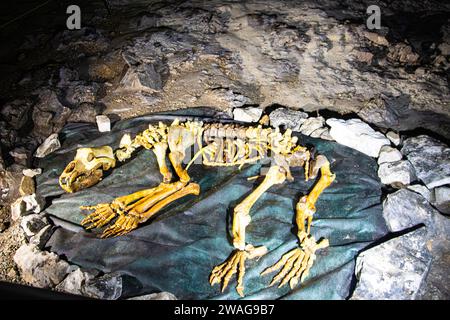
[
  {"xmin": 261, "ymin": 234, "xmax": 329, "ymax": 289},
  {"xmin": 209, "ymin": 244, "xmax": 267, "ymax": 297}
]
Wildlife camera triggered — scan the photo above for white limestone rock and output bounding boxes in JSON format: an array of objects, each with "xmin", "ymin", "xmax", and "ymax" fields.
[
  {"xmin": 233, "ymin": 107, "xmax": 263, "ymax": 123},
  {"xmin": 10, "ymin": 198, "xmax": 26, "ymax": 221},
  {"xmin": 401, "ymin": 135, "xmax": 450, "ymax": 189},
  {"xmin": 22, "ymin": 168, "xmax": 42, "ymax": 178},
  {"xmin": 299, "ymin": 117, "xmax": 325, "ymax": 136},
  {"xmin": 378, "ymin": 160, "xmax": 416, "ymax": 187},
  {"xmin": 34, "ymin": 133, "xmax": 61, "ymax": 158},
  {"xmin": 326, "ymin": 118, "xmax": 390, "ymax": 157},
  {"xmin": 386, "ymin": 131, "xmax": 401, "ymax": 146},
  {"xmin": 96, "ymin": 115, "xmax": 111, "ymax": 132},
  {"xmin": 22, "ymin": 193, "xmax": 44, "ymax": 214},
  {"xmin": 377, "ymin": 145, "xmax": 402, "ymax": 164}
]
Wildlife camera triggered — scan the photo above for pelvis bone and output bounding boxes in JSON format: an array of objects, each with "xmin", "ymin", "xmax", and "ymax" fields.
[{"xmin": 59, "ymin": 146, "xmax": 116, "ymax": 193}]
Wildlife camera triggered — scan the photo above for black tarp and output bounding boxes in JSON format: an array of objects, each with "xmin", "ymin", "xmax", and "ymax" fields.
[{"xmin": 36, "ymin": 108, "xmax": 388, "ymax": 300}]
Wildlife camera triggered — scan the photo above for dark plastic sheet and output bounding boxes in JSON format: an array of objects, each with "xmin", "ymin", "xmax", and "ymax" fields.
[{"xmin": 36, "ymin": 108, "xmax": 388, "ymax": 300}]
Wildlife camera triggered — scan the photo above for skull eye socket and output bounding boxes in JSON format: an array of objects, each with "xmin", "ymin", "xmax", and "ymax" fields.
[
  {"xmin": 64, "ymin": 162, "xmax": 75, "ymax": 173},
  {"xmin": 87, "ymin": 153, "xmax": 94, "ymax": 162}
]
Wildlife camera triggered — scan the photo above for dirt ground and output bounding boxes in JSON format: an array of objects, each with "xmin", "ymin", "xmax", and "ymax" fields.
[{"xmin": 0, "ymin": 205, "xmax": 26, "ymax": 284}]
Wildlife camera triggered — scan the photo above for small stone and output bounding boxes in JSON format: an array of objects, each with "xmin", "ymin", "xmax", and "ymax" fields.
[
  {"xmin": 20, "ymin": 213, "xmax": 48, "ymax": 237},
  {"xmin": 7, "ymin": 268, "xmax": 18, "ymax": 278},
  {"xmin": 378, "ymin": 160, "xmax": 416, "ymax": 187},
  {"xmin": 383, "ymin": 189, "xmax": 436, "ymax": 232},
  {"xmin": 11, "ymin": 198, "xmax": 26, "ymax": 221},
  {"xmin": 268, "ymin": 108, "xmax": 308, "ymax": 131},
  {"xmin": 128, "ymin": 292, "xmax": 177, "ymax": 300},
  {"xmin": 326, "ymin": 118, "xmax": 390, "ymax": 157},
  {"xmin": 22, "ymin": 194, "xmax": 44, "ymax": 214},
  {"xmin": 22, "ymin": 168, "xmax": 42, "ymax": 178},
  {"xmin": 309, "ymin": 127, "xmax": 329, "ymax": 139},
  {"xmin": 34, "ymin": 133, "xmax": 61, "ymax": 158},
  {"xmin": 96, "ymin": 115, "xmax": 111, "ymax": 132},
  {"xmin": 30, "ymin": 225, "xmax": 53, "ymax": 249},
  {"xmin": 320, "ymin": 129, "xmax": 334, "ymax": 141},
  {"xmin": 351, "ymin": 227, "xmax": 432, "ymax": 300},
  {"xmin": 299, "ymin": 117, "xmax": 325, "ymax": 136},
  {"xmin": 433, "ymin": 186, "xmax": 450, "ymax": 214},
  {"xmin": 401, "ymin": 135, "xmax": 450, "ymax": 189},
  {"xmin": 56, "ymin": 268, "xmax": 96, "ymax": 296},
  {"xmin": 13, "ymin": 243, "xmax": 70, "ymax": 288},
  {"xmin": 386, "ymin": 131, "xmax": 401, "ymax": 146},
  {"xmin": 19, "ymin": 176, "xmax": 35, "ymax": 196},
  {"xmin": 377, "ymin": 145, "xmax": 402, "ymax": 164},
  {"xmin": 407, "ymin": 184, "xmax": 433, "ymax": 202},
  {"xmin": 9, "ymin": 147, "xmax": 29, "ymax": 166},
  {"xmin": 233, "ymin": 107, "xmax": 263, "ymax": 123}
]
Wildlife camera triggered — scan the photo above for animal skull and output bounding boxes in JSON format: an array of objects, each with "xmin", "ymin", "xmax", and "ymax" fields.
[{"xmin": 59, "ymin": 146, "xmax": 116, "ymax": 193}]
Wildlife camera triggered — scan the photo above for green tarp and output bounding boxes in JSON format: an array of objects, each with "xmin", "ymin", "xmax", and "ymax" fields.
[{"xmin": 36, "ymin": 108, "xmax": 388, "ymax": 299}]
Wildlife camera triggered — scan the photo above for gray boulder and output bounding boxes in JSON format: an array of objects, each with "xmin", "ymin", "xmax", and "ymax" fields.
[
  {"xmin": 57, "ymin": 268, "xmax": 122, "ymax": 300},
  {"xmin": 29, "ymin": 225, "xmax": 54, "ymax": 249},
  {"xmin": 401, "ymin": 135, "xmax": 450, "ymax": 189},
  {"xmin": 378, "ymin": 160, "xmax": 416, "ymax": 187},
  {"xmin": 269, "ymin": 108, "xmax": 308, "ymax": 131},
  {"xmin": 406, "ymin": 184, "xmax": 433, "ymax": 203},
  {"xmin": 56, "ymin": 268, "xmax": 96, "ymax": 297},
  {"xmin": 433, "ymin": 186, "xmax": 450, "ymax": 214},
  {"xmin": 31, "ymin": 89, "xmax": 71, "ymax": 139},
  {"xmin": 383, "ymin": 189, "xmax": 436, "ymax": 232},
  {"xmin": 13, "ymin": 244, "xmax": 70, "ymax": 288},
  {"xmin": 82, "ymin": 273, "xmax": 123, "ymax": 300},
  {"xmin": 20, "ymin": 213, "xmax": 49, "ymax": 237},
  {"xmin": 351, "ymin": 227, "xmax": 432, "ymax": 300}
]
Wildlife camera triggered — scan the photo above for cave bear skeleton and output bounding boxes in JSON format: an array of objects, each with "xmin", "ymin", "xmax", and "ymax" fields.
[{"xmin": 59, "ymin": 117, "xmax": 335, "ymax": 297}]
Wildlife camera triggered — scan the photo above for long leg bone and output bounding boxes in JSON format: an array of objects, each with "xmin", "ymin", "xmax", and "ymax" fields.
[
  {"xmin": 261, "ymin": 155, "xmax": 335, "ymax": 288},
  {"xmin": 101, "ymin": 182, "xmax": 200, "ymax": 238},
  {"xmin": 81, "ymin": 181, "xmax": 185, "ymax": 232},
  {"xmin": 210, "ymin": 165, "xmax": 287, "ymax": 297}
]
